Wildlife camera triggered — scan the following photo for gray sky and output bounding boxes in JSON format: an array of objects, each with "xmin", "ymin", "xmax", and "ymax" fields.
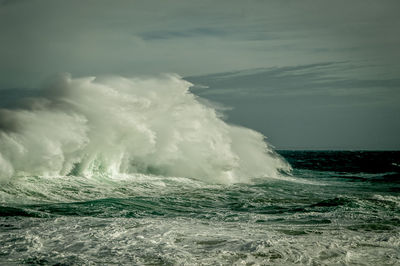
[{"xmin": 1, "ymin": 0, "xmax": 399, "ymax": 149}]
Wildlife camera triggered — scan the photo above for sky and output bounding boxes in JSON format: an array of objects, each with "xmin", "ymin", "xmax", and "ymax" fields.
[{"xmin": 0, "ymin": 0, "xmax": 399, "ymax": 149}]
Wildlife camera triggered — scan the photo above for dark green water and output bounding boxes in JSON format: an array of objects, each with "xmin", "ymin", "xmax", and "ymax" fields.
[{"xmin": 1, "ymin": 151, "xmax": 399, "ymax": 265}]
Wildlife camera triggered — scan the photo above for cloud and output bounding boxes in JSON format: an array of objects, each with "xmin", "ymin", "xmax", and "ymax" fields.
[
  {"xmin": 1, "ymin": 0, "xmax": 399, "ymax": 89},
  {"xmin": 0, "ymin": 0, "xmax": 28, "ymax": 6},
  {"xmin": 186, "ymin": 62, "xmax": 400, "ymax": 102},
  {"xmin": 138, "ymin": 27, "xmax": 226, "ymax": 40},
  {"xmin": 0, "ymin": 0, "xmax": 399, "ymax": 149},
  {"xmin": 186, "ymin": 62, "xmax": 400, "ymax": 150}
]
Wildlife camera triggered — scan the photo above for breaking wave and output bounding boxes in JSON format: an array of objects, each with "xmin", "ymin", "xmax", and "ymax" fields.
[{"xmin": 0, "ymin": 74, "xmax": 289, "ymax": 183}]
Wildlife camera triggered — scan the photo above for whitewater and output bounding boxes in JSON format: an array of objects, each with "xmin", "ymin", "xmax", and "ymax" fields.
[
  {"xmin": 0, "ymin": 74, "xmax": 399, "ymax": 265},
  {"xmin": 0, "ymin": 74, "xmax": 289, "ymax": 184}
]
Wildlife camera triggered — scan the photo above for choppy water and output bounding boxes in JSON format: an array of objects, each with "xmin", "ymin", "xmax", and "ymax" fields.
[
  {"xmin": 0, "ymin": 151, "xmax": 399, "ymax": 265},
  {"xmin": 0, "ymin": 76, "xmax": 399, "ymax": 264}
]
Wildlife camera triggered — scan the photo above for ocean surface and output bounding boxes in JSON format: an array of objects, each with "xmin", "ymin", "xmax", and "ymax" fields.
[
  {"xmin": 0, "ymin": 76, "xmax": 399, "ymax": 265},
  {"xmin": 0, "ymin": 151, "xmax": 399, "ymax": 265}
]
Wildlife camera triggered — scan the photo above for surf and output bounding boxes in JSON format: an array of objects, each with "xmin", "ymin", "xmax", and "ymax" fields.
[{"xmin": 0, "ymin": 73, "xmax": 290, "ymax": 184}]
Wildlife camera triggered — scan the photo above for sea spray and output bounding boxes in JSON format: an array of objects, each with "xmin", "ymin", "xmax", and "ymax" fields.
[{"xmin": 0, "ymin": 74, "xmax": 290, "ymax": 183}]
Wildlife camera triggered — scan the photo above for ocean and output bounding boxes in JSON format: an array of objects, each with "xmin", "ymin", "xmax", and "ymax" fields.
[
  {"xmin": 0, "ymin": 75, "xmax": 399, "ymax": 265},
  {"xmin": 1, "ymin": 151, "xmax": 399, "ymax": 265}
]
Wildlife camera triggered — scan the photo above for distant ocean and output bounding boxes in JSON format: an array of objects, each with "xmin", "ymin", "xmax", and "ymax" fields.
[{"xmin": 0, "ymin": 75, "xmax": 399, "ymax": 265}]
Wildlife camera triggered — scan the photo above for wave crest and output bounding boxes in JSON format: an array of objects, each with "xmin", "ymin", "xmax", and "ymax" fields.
[{"xmin": 0, "ymin": 74, "xmax": 290, "ymax": 183}]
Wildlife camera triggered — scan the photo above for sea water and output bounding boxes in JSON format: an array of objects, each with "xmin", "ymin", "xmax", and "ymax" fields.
[{"xmin": 0, "ymin": 75, "xmax": 399, "ymax": 265}]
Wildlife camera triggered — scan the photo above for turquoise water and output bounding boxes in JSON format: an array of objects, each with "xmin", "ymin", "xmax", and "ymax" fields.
[{"xmin": 1, "ymin": 151, "xmax": 399, "ymax": 265}]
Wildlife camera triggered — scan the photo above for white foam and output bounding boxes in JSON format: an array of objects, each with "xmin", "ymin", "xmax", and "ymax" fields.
[{"xmin": 0, "ymin": 74, "xmax": 290, "ymax": 183}]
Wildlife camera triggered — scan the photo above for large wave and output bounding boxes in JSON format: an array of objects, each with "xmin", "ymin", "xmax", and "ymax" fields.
[{"xmin": 0, "ymin": 74, "xmax": 290, "ymax": 183}]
